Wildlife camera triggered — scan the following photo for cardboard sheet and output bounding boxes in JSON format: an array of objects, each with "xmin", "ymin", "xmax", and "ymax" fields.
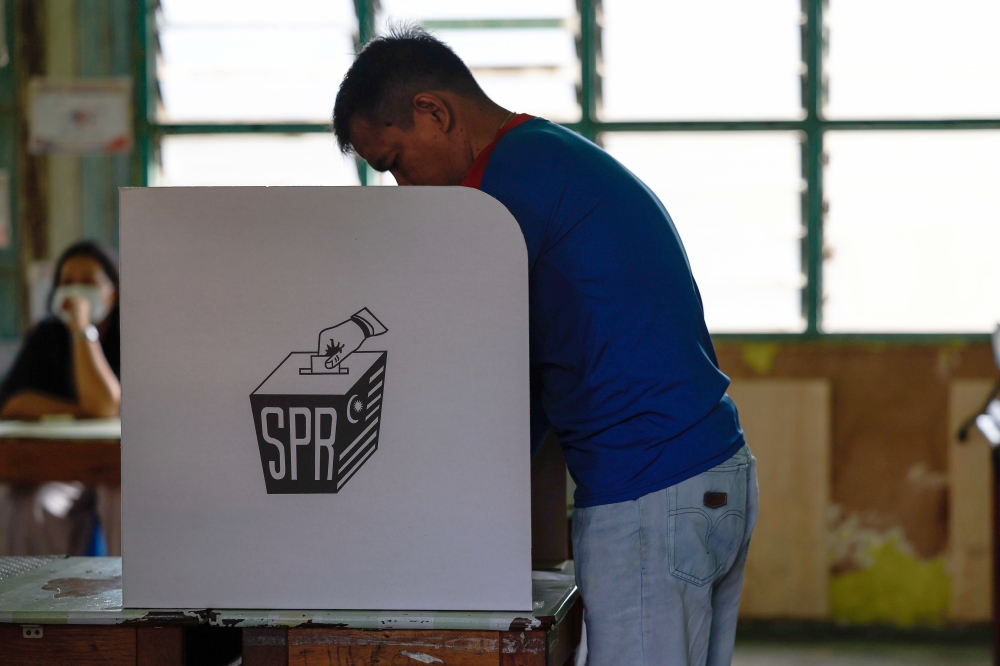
[{"xmin": 119, "ymin": 187, "xmax": 532, "ymax": 611}]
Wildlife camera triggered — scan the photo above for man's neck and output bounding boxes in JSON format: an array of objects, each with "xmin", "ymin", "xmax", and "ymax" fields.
[{"xmin": 461, "ymin": 101, "xmax": 515, "ymax": 165}]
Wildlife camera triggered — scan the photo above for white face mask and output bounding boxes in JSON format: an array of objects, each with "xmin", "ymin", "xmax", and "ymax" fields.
[{"xmin": 52, "ymin": 284, "xmax": 109, "ymax": 326}]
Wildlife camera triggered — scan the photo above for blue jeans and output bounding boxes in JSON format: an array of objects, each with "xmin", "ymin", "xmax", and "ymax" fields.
[{"xmin": 572, "ymin": 445, "xmax": 758, "ymax": 666}]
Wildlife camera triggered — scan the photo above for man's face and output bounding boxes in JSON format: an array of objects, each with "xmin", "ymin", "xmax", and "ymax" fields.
[{"xmin": 349, "ymin": 100, "xmax": 472, "ymax": 186}]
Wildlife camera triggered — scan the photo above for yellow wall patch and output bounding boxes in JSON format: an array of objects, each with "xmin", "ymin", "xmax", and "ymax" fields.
[{"xmin": 830, "ymin": 536, "xmax": 950, "ymax": 627}]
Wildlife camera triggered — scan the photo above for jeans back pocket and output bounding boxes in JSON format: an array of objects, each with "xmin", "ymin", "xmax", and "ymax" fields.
[{"xmin": 667, "ymin": 457, "xmax": 748, "ymax": 586}]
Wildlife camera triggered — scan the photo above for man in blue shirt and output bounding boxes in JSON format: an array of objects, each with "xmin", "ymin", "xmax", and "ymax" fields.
[{"xmin": 333, "ymin": 28, "xmax": 758, "ymax": 666}]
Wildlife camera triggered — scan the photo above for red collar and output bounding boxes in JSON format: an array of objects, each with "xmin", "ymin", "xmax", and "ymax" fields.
[{"xmin": 461, "ymin": 113, "xmax": 534, "ymax": 189}]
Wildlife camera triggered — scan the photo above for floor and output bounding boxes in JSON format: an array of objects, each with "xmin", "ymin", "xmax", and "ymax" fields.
[{"xmin": 732, "ymin": 643, "xmax": 991, "ymax": 666}]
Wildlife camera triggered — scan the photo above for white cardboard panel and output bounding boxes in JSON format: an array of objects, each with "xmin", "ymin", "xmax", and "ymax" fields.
[{"xmin": 120, "ymin": 186, "xmax": 532, "ymax": 611}]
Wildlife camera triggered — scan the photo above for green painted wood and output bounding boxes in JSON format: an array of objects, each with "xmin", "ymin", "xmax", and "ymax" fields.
[
  {"xmin": 78, "ymin": 0, "xmax": 109, "ymax": 75},
  {"xmin": 354, "ymin": 0, "xmax": 374, "ymax": 47},
  {"xmin": 133, "ymin": 0, "xmax": 155, "ymax": 187},
  {"xmin": 154, "ymin": 118, "xmax": 1000, "ymax": 136},
  {"xmin": 422, "ymin": 18, "xmax": 566, "ymax": 30},
  {"xmin": 0, "ymin": 0, "xmax": 12, "ymax": 112},
  {"xmin": 78, "ymin": 0, "xmax": 131, "ymax": 251},
  {"xmin": 0, "ymin": 269, "xmax": 18, "ymax": 338},
  {"xmin": 78, "ymin": 0, "xmax": 109, "ymax": 248},
  {"xmin": 577, "ymin": 119, "xmax": 1000, "ymax": 131},
  {"xmin": 803, "ymin": 0, "xmax": 825, "ymax": 335},
  {"xmin": 160, "ymin": 123, "xmax": 332, "ymax": 135},
  {"xmin": 0, "ymin": 0, "xmax": 18, "ymax": 339},
  {"xmin": 0, "ymin": 116, "xmax": 16, "ymax": 260},
  {"xmin": 577, "ymin": 0, "xmax": 598, "ymax": 140},
  {"xmin": 353, "ymin": 0, "xmax": 374, "ymax": 185}
]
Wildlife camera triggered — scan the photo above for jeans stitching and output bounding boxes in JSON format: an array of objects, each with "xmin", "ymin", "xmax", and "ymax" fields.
[
  {"xmin": 670, "ymin": 507, "xmax": 746, "ymax": 519},
  {"xmin": 701, "ymin": 462, "xmax": 748, "ymax": 473},
  {"xmin": 667, "ymin": 460, "xmax": 749, "ymax": 586},
  {"xmin": 638, "ymin": 495, "xmax": 645, "ymax": 664}
]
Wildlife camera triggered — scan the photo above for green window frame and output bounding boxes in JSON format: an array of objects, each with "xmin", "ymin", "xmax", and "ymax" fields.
[
  {"xmin": 0, "ymin": 0, "xmax": 18, "ymax": 339},
  {"xmin": 135, "ymin": 0, "xmax": 998, "ymax": 344}
]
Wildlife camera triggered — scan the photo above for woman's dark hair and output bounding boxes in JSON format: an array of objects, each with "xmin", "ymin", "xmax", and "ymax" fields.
[
  {"xmin": 332, "ymin": 25, "xmax": 485, "ymax": 154},
  {"xmin": 47, "ymin": 240, "xmax": 120, "ymax": 319}
]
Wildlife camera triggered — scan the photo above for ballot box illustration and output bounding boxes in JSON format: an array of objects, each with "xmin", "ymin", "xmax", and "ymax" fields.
[
  {"xmin": 120, "ymin": 186, "xmax": 532, "ymax": 611},
  {"xmin": 250, "ymin": 308, "xmax": 388, "ymax": 493}
]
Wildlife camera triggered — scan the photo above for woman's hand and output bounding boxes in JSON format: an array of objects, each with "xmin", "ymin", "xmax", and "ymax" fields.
[
  {"xmin": 61, "ymin": 295, "xmax": 120, "ymax": 418},
  {"xmin": 0, "ymin": 391, "xmax": 82, "ymax": 420},
  {"xmin": 60, "ymin": 295, "xmax": 91, "ymax": 333}
]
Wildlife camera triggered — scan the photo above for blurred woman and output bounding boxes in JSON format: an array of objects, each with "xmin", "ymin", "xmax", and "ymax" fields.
[
  {"xmin": 0, "ymin": 241, "xmax": 121, "ymax": 555},
  {"xmin": 1, "ymin": 241, "xmax": 120, "ymax": 419}
]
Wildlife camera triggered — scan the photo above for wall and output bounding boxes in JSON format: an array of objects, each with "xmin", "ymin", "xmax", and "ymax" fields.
[{"xmin": 717, "ymin": 341, "xmax": 998, "ymax": 626}]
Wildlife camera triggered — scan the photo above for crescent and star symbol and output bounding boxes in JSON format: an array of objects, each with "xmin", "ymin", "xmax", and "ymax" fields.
[{"xmin": 346, "ymin": 394, "xmax": 365, "ymax": 423}]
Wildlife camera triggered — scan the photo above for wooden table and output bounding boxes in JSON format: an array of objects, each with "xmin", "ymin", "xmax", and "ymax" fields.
[
  {"xmin": 0, "ymin": 556, "xmax": 581, "ymax": 665},
  {"xmin": 0, "ymin": 419, "xmax": 121, "ymax": 484}
]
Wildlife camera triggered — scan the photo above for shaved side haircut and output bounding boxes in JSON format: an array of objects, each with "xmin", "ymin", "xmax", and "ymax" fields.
[{"xmin": 332, "ymin": 26, "xmax": 486, "ymax": 154}]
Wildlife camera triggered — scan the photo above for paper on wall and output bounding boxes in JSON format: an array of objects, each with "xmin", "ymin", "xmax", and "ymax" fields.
[
  {"xmin": 28, "ymin": 78, "xmax": 132, "ymax": 154},
  {"xmin": 27, "ymin": 260, "xmax": 55, "ymax": 323}
]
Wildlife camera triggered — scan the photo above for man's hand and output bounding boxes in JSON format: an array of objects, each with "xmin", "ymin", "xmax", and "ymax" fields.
[{"xmin": 317, "ymin": 320, "xmax": 366, "ymax": 369}]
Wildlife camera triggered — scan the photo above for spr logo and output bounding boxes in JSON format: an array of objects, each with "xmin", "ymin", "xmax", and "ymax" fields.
[{"xmin": 250, "ymin": 308, "xmax": 387, "ymax": 494}]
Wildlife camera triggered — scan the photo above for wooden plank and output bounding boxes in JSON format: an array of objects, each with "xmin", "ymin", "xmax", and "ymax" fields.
[
  {"xmin": 0, "ymin": 624, "xmax": 135, "ymax": 665},
  {"xmin": 0, "ymin": 438, "xmax": 121, "ymax": 484},
  {"xmin": 137, "ymin": 626, "xmax": 184, "ymax": 666},
  {"xmin": 531, "ymin": 431, "xmax": 568, "ymax": 569},
  {"xmin": 948, "ymin": 379, "xmax": 995, "ymax": 621},
  {"xmin": 243, "ymin": 627, "xmax": 288, "ymax": 666},
  {"xmin": 289, "ymin": 629, "xmax": 500, "ymax": 666},
  {"xmin": 500, "ymin": 630, "xmax": 546, "ymax": 666},
  {"xmin": 499, "ymin": 615, "xmax": 574, "ymax": 666},
  {"xmin": 728, "ymin": 379, "xmax": 831, "ymax": 618}
]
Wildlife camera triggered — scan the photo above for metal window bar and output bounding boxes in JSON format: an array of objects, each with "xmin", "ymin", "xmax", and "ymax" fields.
[{"xmin": 134, "ymin": 0, "xmax": 1000, "ymax": 343}]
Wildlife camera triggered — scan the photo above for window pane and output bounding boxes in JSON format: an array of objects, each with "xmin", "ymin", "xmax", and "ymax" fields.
[
  {"xmin": 824, "ymin": 132, "xmax": 1000, "ymax": 332},
  {"xmin": 603, "ymin": 132, "xmax": 804, "ymax": 332},
  {"xmin": 158, "ymin": 0, "xmax": 357, "ymax": 122},
  {"xmin": 379, "ymin": 0, "xmax": 575, "ymax": 21},
  {"xmin": 157, "ymin": 135, "xmax": 360, "ymax": 186},
  {"xmin": 160, "ymin": 0, "xmax": 353, "ymax": 24},
  {"xmin": 431, "ymin": 28, "xmax": 580, "ymax": 121},
  {"xmin": 825, "ymin": 0, "xmax": 1000, "ymax": 119},
  {"xmin": 377, "ymin": 1, "xmax": 580, "ymax": 122},
  {"xmin": 601, "ymin": 0, "xmax": 803, "ymax": 121}
]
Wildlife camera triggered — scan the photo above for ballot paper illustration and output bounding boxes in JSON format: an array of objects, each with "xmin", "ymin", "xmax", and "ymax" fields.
[{"xmin": 250, "ymin": 308, "xmax": 387, "ymax": 494}]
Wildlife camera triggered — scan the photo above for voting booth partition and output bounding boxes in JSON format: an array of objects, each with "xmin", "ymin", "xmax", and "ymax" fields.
[{"xmin": 119, "ymin": 187, "xmax": 533, "ymax": 611}]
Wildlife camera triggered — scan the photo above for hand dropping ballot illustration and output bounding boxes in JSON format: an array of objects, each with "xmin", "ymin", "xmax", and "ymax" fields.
[{"xmin": 250, "ymin": 308, "xmax": 388, "ymax": 494}]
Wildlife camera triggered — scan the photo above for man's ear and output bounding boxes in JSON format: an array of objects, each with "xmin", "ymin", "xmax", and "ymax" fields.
[{"xmin": 412, "ymin": 93, "xmax": 454, "ymax": 134}]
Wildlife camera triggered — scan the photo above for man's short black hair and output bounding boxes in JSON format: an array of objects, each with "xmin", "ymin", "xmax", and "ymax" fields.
[{"xmin": 332, "ymin": 25, "xmax": 485, "ymax": 154}]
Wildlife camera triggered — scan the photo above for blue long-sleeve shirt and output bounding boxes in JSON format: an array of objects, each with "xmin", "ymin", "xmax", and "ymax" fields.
[{"xmin": 466, "ymin": 116, "xmax": 745, "ymax": 508}]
